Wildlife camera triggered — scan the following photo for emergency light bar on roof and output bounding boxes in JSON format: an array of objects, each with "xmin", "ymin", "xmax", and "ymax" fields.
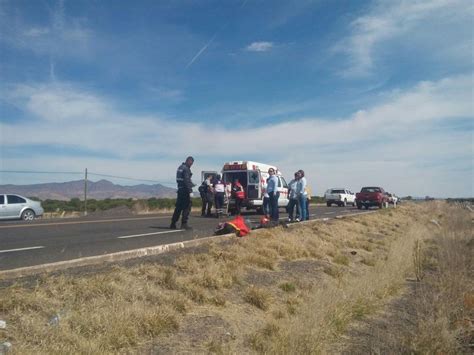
[
  {"xmin": 222, "ymin": 161, "xmax": 280, "ymax": 174},
  {"xmin": 223, "ymin": 163, "xmax": 247, "ymax": 171}
]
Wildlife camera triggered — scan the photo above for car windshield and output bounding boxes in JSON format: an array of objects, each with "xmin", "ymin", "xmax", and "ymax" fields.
[
  {"xmin": 331, "ymin": 189, "xmax": 345, "ymax": 193},
  {"xmin": 361, "ymin": 187, "xmax": 381, "ymax": 193}
]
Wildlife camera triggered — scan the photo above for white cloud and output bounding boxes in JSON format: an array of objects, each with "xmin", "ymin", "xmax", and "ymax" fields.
[
  {"xmin": 245, "ymin": 41, "xmax": 274, "ymax": 52},
  {"xmin": 146, "ymin": 86, "xmax": 185, "ymax": 103},
  {"xmin": 1, "ymin": 73, "xmax": 472, "ymax": 196},
  {"xmin": 0, "ymin": 1, "xmax": 92, "ymax": 59},
  {"xmin": 23, "ymin": 27, "xmax": 50, "ymax": 37},
  {"xmin": 336, "ymin": 0, "xmax": 473, "ymax": 76}
]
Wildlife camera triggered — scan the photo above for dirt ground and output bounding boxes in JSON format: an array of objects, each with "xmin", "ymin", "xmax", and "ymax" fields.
[{"xmin": 1, "ymin": 202, "xmax": 472, "ymax": 354}]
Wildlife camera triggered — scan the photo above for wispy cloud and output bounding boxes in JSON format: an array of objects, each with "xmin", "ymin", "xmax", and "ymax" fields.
[
  {"xmin": 23, "ymin": 27, "xmax": 50, "ymax": 37},
  {"xmin": 0, "ymin": 0, "xmax": 92, "ymax": 59},
  {"xmin": 245, "ymin": 41, "xmax": 274, "ymax": 52},
  {"xmin": 335, "ymin": 0, "xmax": 472, "ymax": 77},
  {"xmin": 1, "ymin": 73, "xmax": 471, "ymax": 195},
  {"xmin": 146, "ymin": 86, "xmax": 185, "ymax": 103},
  {"xmin": 185, "ymin": 33, "xmax": 218, "ymax": 69}
]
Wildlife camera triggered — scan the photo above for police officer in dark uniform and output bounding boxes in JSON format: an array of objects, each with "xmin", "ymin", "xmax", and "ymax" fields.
[{"xmin": 170, "ymin": 156, "xmax": 195, "ymax": 230}]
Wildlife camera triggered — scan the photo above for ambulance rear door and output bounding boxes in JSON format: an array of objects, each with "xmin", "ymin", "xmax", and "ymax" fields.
[
  {"xmin": 201, "ymin": 171, "xmax": 218, "ymax": 182},
  {"xmin": 247, "ymin": 170, "xmax": 261, "ymax": 200}
]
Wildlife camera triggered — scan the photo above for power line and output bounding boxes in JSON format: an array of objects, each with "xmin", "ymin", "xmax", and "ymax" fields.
[{"xmin": 0, "ymin": 170, "xmax": 83, "ymax": 175}]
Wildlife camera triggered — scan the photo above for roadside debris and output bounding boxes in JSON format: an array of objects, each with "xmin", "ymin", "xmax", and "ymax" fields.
[
  {"xmin": 430, "ymin": 219, "xmax": 441, "ymax": 228},
  {"xmin": 48, "ymin": 314, "xmax": 60, "ymax": 327},
  {"xmin": 0, "ymin": 320, "xmax": 6, "ymax": 329},
  {"xmin": 0, "ymin": 342, "xmax": 12, "ymax": 354}
]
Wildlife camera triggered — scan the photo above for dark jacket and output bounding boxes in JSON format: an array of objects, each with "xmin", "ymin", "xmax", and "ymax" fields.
[{"xmin": 176, "ymin": 163, "xmax": 194, "ymax": 192}]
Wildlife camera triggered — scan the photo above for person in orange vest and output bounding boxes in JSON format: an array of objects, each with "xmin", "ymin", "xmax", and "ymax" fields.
[{"xmin": 232, "ymin": 178, "xmax": 245, "ymax": 215}]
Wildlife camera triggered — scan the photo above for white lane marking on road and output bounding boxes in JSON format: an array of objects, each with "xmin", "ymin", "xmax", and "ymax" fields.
[
  {"xmin": 0, "ymin": 246, "xmax": 45, "ymax": 253},
  {"xmin": 0, "ymin": 215, "xmax": 171, "ymax": 229},
  {"xmin": 117, "ymin": 230, "xmax": 184, "ymax": 239},
  {"xmin": 324, "ymin": 212, "xmax": 335, "ymax": 215}
]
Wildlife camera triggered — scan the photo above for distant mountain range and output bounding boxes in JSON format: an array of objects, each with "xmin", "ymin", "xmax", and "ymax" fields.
[{"xmin": 0, "ymin": 179, "xmax": 177, "ymax": 200}]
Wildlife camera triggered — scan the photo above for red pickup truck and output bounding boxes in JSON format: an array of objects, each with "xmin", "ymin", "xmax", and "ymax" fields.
[{"xmin": 356, "ymin": 187, "xmax": 389, "ymax": 209}]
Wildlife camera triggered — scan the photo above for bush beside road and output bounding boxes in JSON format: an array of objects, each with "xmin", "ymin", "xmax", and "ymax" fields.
[{"xmin": 28, "ymin": 196, "xmax": 326, "ymax": 218}]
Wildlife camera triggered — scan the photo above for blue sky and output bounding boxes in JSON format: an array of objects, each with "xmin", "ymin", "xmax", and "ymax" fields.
[{"xmin": 0, "ymin": 0, "xmax": 472, "ymax": 197}]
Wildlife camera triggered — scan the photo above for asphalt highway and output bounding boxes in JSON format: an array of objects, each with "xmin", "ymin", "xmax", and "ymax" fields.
[{"xmin": 0, "ymin": 205, "xmax": 368, "ymax": 271}]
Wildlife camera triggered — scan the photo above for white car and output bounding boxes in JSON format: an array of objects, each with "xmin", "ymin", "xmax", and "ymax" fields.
[
  {"xmin": 0, "ymin": 194, "xmax": 44, "ymax": 221},
  {"xmin": 386, "ymin": 193, "xmax": 399, "ymax": 205},
  {"xmin": 324, "ymin": 188, "xmax": 356, "ymax": 207}
]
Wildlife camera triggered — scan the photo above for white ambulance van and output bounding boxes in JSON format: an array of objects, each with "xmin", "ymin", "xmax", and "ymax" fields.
[{"xmin": 220, "ymin": 161, "xmax": 289, "ymax": 213}]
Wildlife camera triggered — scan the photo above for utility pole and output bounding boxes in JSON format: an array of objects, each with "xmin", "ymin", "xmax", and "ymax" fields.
[{"xmin": 84, "ymin": 168, "xmax": 88, "ymax": 216}]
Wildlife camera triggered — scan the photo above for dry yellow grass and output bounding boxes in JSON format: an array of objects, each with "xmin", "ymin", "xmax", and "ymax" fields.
[{"xmin": 0, "ymin": 202, "xmax": 470, "ymax": 354}]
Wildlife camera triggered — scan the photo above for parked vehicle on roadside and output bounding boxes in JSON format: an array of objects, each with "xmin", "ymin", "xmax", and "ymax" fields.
[
  {"xmin": 355, "ymin": 187, "xmax": 389, "ymax": 210},
  {"xmin": 386, "ymin": 193, "xmax": 398, "ymax": 205},
  {"xmin": 0, "ymin": 194, "xmax": 44, "ymax": 221},
  {"xmin": 204, "ymin": 161, "xmax": 290, "ymax": 214},
  {"xmin": 324, "ymin": 188, "xmax": 356, "ymax": 207}
]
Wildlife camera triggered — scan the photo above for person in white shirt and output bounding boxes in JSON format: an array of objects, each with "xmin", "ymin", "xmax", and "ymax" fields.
[
  {"xmin": 287, "ymin": 172, "xmax": 300, "ymax": 221},
  {"xmin": 213, "ymin": 175, "xmax": 226, "ymax": 218},
  {"xmin": 296, "ymin": 170, "xmax": 308, "ymax": 221},
  {"xmin": 266, "ymin": 168, "xmax": 280, "ymax": 221}
]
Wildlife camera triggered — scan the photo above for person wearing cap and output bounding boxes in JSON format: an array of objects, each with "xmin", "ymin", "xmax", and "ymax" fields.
[
  {"xmin": 266, "ymin": 168, "xmax": 280, "ymax": 222},
  {"xmin": 170, "ymin": 156, "xmax": 195, "ymax": 230}
]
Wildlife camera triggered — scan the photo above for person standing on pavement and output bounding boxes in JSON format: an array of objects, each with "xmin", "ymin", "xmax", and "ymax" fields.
[
  {"xmin": 287, "ymin": 172, "xmax": 300, "ymax": 222},
  {"xmin": 266, "ymin": 168, "xmax": 280, "ymax": 222},
  {"xmin": 305, "ymin": 183, "xmax": 312, "ymax": 220},
  {"xmin": 296, "ymin": 169, "xmax": 308, "ymax": 221},
  {"xmin": 213, "ymin": 174, "xmax": 226, "ymax": 218},
  {"xmin": 170, "ymin": 156, "xmax": 195, "ymax": 230},
  {"xmin": 199, "ymin": 175, "xmax": 213, "ymax": 217},
  {"xmin": 262, "ymin": 181, "xmax": 270, "ymax": 218},
  {"xmin": 199, "ymin": 179, "xmax": 207, "ymax": 216},
  {"xmin": 204, "ymin": 175, "xmax": 214, "ymax": 217}
]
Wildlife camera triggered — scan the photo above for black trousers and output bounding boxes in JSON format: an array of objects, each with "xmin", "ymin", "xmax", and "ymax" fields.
[
  {"xmin": 215, "ymin": 192, "xmax": 225, "ymax": 216},
  {"xmin": 171, "ymin": 189, "xmax": 191, "ymax": 225},
  {"xmin": 235, "ymin": 198, "xmax": 243, "ymax": 215},
  {"xmin": 201, "ymin": 196, "xmax": 207, "ymax": 215},
  {"xmin": 287, "ymin": 198, "xmax": 299, "ymax": 220}
]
